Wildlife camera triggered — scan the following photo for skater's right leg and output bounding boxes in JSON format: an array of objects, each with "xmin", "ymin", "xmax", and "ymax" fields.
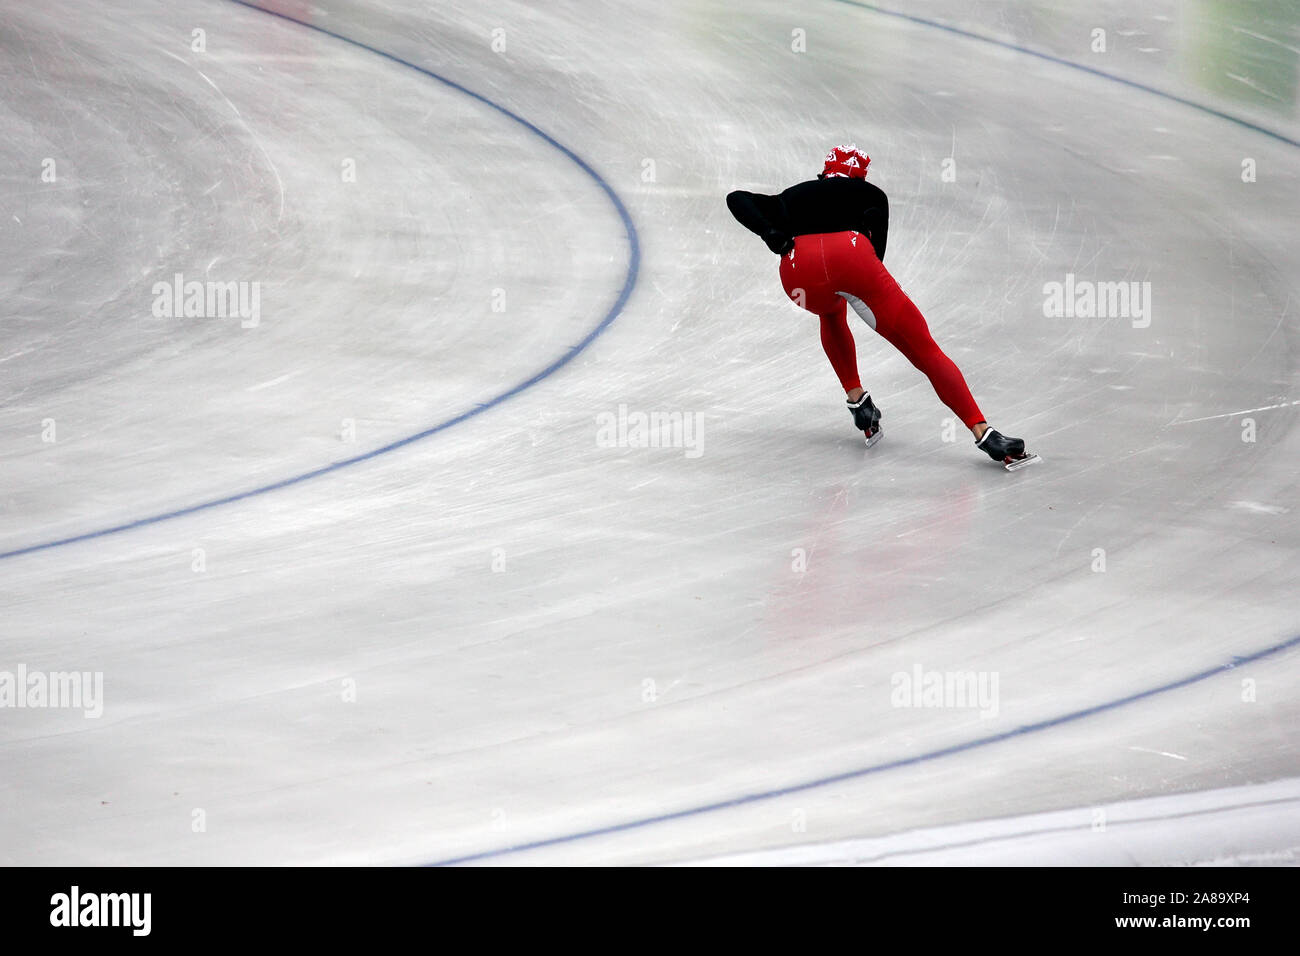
[
  {"xmin": 861, "ymin": 286, "xmax": 1033, "ymax": 462},
  {"xmin": 830, "ymin": 245, "xmax": 985, "ymax": 431},
  {"xmin": 870, "ymin": 296, "xmax": 985, "ymax": 431}
]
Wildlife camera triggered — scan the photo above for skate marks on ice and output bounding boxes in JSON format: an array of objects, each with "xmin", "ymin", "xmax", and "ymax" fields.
[
  {"xmin": 422, "ymin": 630, "xmax": 1300, "ymax": 865},
  {"xmin": 683, "ymin": 776, "xmax": 1300, "ymax": 866},
  {"xmin": 1, "ymin": 0, "xmax": 1298, "ymax": 866},
  {"xmin": 0, "ymin": 0, "xmax": 639, "ymax": 562}
]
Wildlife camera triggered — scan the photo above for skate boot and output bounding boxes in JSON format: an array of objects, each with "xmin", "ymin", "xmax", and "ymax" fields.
[
  {"xmin": 847, "ymin": 393, "xmax": 882, "ymax": 448},
  {"xmin": 976, "ymin": 427, "xmax": 1040, "ymax": 471}
]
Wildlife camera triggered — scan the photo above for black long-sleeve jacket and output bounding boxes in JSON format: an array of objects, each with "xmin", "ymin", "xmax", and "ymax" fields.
[{"xmin": 726, "ymin": 177, "xmax": 889, "ymax": 261}]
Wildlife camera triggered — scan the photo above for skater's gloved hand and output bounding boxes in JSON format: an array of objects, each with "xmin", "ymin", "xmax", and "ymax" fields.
[{"xmin": 762, "ymin": 229, "xmax": 794, "ymax": 256}]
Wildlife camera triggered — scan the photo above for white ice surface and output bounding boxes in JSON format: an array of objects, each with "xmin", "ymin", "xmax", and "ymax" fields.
[
  {"xmin": 0, "ymin": 0, "xmax": 1297, "ymax": 865},
  {"xmin": 687, "ymin": 776, "xmax": 1300, "ymax": 866}
]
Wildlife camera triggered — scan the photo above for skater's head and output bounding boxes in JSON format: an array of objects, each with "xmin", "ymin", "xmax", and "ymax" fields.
[{"xmin": 818, "ymin": 144, "xmax": 870, "ymax": 180}]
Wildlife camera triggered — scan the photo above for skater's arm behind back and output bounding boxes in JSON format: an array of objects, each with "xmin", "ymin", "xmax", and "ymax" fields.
[
  {"xmin": 727, "ymin": 189, "xmax": 795, "ymax": 255},
  {"xmin": 726, "ymin": 189, "xmax": 783, "ymax": 237},
  {"xmin": 727, "ymin": 179, "xmax": 889, "ymax": 259}
]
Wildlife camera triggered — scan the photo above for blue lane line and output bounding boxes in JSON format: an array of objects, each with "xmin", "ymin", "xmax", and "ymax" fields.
[
  {"xmin": 424, "ymin": 4, "xmax": 1300, "ymax": 865},
  {"xmin": 0, "ymin": 0, "xmax": 640, "ymax": 562},
  {"xmin": 429, "ymin": 632, "xmax": 1300, "ymax": 866},
  {"xmin": 835, "ymin": 0, "xmax": 1300, "ymax": 149}
]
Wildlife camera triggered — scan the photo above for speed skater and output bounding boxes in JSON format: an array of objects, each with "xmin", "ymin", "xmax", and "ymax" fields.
[{"xmin": 726, "ymin": 144, "xmax": 1038, "ymax": 470}]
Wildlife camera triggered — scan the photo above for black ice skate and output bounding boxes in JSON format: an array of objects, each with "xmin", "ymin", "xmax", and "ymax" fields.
[
  {"xmin": 847, "ymin": 393, "xmax": 882, "ymax": 448},
  {"xmin": 976, "ymin": 427, "xmax": 1040, "ymax": 471}
]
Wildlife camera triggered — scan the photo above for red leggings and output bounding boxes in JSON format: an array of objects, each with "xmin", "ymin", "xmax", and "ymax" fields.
[{"xmin": 779, "ymin": 231, "xmax": 985, "ymax": 429}]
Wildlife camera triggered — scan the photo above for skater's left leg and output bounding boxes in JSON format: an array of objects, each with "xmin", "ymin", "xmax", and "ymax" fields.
[
  {"xmin": 821, "ymin": 299, "xmax": 882, "ymax": 443},
  {"xmin": 780, "ymin": 234, "xmax": 881, "ymax": 444},
  {"xmin": 817, "ymin": 299, "xmax": 862, "ymax": 396}
]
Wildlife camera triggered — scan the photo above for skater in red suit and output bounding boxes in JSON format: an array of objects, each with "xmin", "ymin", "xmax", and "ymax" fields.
[{"xmin": 727, "ymin": 144, "xmax": 1038, "ymax": 469}]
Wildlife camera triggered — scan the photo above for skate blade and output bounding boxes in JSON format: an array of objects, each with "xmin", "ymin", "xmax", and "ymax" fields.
[
  {"xmin": 1003, "ymin": 453, "xmax": 1041, "ymax": 472},
  {"xmin": 863, "ymin": 428, "xmax": 883, "ymax": 449}
]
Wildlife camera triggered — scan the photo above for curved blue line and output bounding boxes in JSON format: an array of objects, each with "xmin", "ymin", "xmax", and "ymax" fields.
[
  {"xmin": 835, "ymin": 1, "xmax": 1300, "ymax": 149},
  {"xmin": 424, "ymin": 4, "xmax": 1300, "ymax": 865},
  {"xmin": 0, "ymin": 0, "xmax": 640, "ymax": 562},
  {"xmin": 427, "ymin": 632, "xmax": 1300, "ymax": 865}
]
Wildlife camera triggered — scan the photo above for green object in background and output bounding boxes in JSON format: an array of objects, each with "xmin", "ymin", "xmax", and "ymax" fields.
[{"xmin": 1186, "ymin": 0, "xmax": 1298, "ymax": 112}]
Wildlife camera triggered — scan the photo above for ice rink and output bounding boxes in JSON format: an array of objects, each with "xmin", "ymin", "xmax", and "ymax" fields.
[{"xmin": 1, "ymin": 0, "xmax": 1297, "ymax": 865}]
